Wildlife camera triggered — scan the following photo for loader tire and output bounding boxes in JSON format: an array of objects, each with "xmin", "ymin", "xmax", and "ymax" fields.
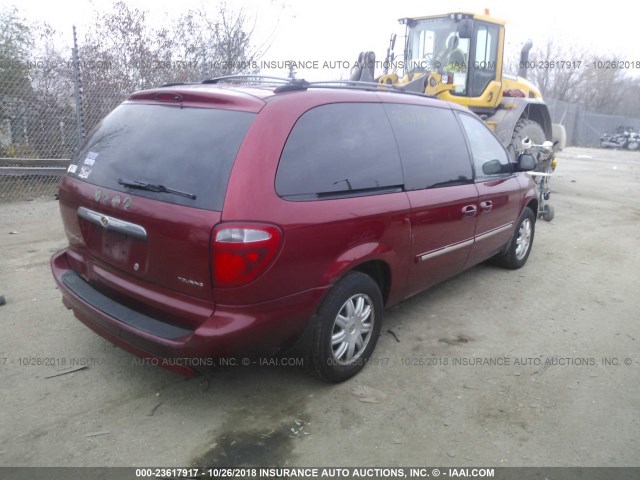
[{"xmin": 508, "ymin": 119, "xmax": 546, "ymax": 161}]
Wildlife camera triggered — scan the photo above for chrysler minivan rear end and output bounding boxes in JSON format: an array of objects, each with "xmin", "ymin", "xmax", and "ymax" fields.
[{"xmin": 51, "ymin": 86, "xmax": 308, "ymax": 375}]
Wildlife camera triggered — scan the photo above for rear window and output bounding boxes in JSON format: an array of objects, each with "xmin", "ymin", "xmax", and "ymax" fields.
[{"xmin": 68, "ymin": 104, "xmax": 255, "ymax": 211}]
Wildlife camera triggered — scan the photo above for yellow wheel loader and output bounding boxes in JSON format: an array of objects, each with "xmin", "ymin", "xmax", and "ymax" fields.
[{"xmin": 351, "ymin": 12, "xmax": 566, "ymax": 158}]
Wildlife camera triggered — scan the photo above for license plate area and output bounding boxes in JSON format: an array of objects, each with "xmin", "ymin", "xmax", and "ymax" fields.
[
  {"xmin": 99, "ymin": 228, "xmax": 147, "ymax": 271},
  {"xmin": 102, "ymin": 229, "xmax": 131, "ymax": 263},
  {"xmin": 77, "ymin": 207, "xmax": 148, "ymax": 272}
]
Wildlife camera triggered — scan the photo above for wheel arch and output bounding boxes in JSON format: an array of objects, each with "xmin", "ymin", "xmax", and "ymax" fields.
[
  {"xmin": 525, "ymin": 197, "xmax": 538, "ymax": 221},
  {"xmin": 523, "ymin": 103, "xmax": 553, "ymax": 141},
  {"xmin": 319, "ymin": 240, "xmax": 404, "ymax": 307},
  {"xmin": 488, "ymin": 98, "xmax": 553, "ymax": 148},
  {"xmin": 352, "ymin": 260, "xmax": 392, "ymax": 306}
]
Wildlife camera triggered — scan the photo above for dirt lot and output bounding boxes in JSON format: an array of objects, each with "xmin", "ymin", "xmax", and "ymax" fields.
[{"xmin": 1, "ymin": 147, "xmax": 639, "ymax": 468}]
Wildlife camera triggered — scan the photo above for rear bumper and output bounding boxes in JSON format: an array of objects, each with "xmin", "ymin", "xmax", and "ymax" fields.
[{"xmin": 51, "ymin": 249, "xmax": 328, "ymax": 376}]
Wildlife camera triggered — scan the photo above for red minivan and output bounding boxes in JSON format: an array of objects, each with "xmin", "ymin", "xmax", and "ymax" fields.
[{"xmin": 51, "ymin": 78, "xmax": 538, "ymax": 382}]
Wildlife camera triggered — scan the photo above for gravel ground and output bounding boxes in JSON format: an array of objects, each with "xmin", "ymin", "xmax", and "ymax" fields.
[{"xmin": 0, "ymin": 147, "xmax": 638, "ymax": 468}]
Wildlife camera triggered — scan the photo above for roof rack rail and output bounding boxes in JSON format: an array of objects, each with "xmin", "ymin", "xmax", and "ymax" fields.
[
  {"xmin": 310, "ymin": 80, "xmax": 406, "ymax": 92},
  {"xmin": 275, "ymin": 79, "xmax": 388, "ymax": 93},
  {"xmin": 274, "ymin": 79, "xmax": 431, "ymax": 98},
  {"xmin": 203, "ymin": 75, "xmax": 292, "ymax": 84},
  {"xmin": 198, "ymin": 75, "xmax": 433, "ymax": 98}
]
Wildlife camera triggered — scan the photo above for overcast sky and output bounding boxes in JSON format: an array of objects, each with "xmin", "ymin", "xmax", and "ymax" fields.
[{"xmin": 10, "ymin": 0, "xmax": 640, "ymax": 79}]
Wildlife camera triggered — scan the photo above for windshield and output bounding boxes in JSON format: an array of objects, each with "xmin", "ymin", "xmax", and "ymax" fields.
[
  {"xmin": 68, "ymin": 104, "xmax": 255, "ymax": 211},
  {"xmin": 405, "ymin": 17, "xmax": 470, "ymax": 94}
]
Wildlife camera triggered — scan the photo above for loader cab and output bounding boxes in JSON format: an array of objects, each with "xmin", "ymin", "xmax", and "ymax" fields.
[{"xmin": 401, "ymin": 13, "xmax": 505, "ymax": 109}]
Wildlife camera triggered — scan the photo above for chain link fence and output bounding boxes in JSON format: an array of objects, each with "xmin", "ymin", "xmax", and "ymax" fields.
[
  {"xmin": 0, "ymin": 158, "xmax": 68, "ymax": 201},
  {"xmin": 546, "ymin": 98, "xmax": 640, "ymax": 147}
]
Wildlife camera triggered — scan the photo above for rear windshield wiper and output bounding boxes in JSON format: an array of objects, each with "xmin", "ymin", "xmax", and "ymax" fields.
[{"xmin": 118, "ymin": 178, "xmax": 196, "ymax": 200}]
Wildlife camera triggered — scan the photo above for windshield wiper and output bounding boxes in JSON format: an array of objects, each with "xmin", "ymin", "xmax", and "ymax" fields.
[{"xmin": 118, "ymin": 178, "xmax": 196, "ymax": 200}]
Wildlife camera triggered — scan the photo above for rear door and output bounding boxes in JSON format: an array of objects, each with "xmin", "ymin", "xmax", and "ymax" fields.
[
  {"xmin": 457, "ymin": 112, "xmax": 522, "ymax": 267},
  {"xmin": 384, "ymin": 103, "xmax": 478, "ymax": 296}
]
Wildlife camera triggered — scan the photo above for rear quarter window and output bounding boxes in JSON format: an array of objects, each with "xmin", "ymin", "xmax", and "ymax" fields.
[
  {"xmin": 275, "ymin": 103, "xmax": 404, "ymax": 200},
  {"xmin": 69, "ymin": 104, "xmax": 255, "ymax": 211}
]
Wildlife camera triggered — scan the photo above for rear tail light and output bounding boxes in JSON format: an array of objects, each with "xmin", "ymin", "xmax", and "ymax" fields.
[{"xmin": 212, "ymin": 224, "xmax": 283, "ymax": 288}]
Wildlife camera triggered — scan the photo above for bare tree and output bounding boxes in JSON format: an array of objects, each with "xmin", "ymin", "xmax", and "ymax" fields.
[
  {"xmin": 0, "ymin": 6, "xmax": 32, "ymax": 96},
  {"xmin": 519, "ymin": 37, "xmax": 640, "ymax": 118},
  {"xmin": 168, "ymin": 5, "xmax": 262, "ymax": 78},
  {"xmin": 527, "ymin": 38, "xmax": 589, "ymax": 103},
  {"xmin": 615, "ymin": 77, "xmax": 640, "ymax": 117},
  {"xmin": 0, "ymin": 6, "xmax": 33, "ymax": 155},
  {"xmin": 77, "ymin": 1, "xmax": 262, "ymax": 133},
  {"xmin": 26, "ymin": 23, "xmax": 76, "ymax": 158}
]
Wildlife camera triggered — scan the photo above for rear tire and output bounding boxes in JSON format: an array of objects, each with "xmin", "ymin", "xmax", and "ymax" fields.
[
  {"xmin": 508, "ymin": 119, "xmax": 546, "ymax": 161},
  {"xmin": 495, "ymin": 207, "xmax": 536, "ymax": 269},
  {"xmin": 542, "ymin": 204, "xmax": 555, "ymax": 222},
  {"xmin": 310, "ymin": 271, "xmax": 383, "ymax": 383}
]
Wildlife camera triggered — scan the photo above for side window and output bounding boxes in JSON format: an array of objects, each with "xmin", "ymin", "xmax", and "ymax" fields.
[
  {"xmin": 276, "ymin": 103, "xmax": 403, "ymax": 200},
  {"xmin": 458, "ymin": 113, "xmax": 511, "ymax": 177},
  {"xmin": 384, "ymin": 103, "xmax": 472, "ymax": 190}
]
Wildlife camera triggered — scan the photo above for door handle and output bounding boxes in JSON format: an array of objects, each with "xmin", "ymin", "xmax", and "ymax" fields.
[
  {"xmin": 461, "ymin": 205, "xmax": 477, "ymax": 217},
  {"xmin": 480, "ymin": 201, "xmax": 493, "ymax": 213}
]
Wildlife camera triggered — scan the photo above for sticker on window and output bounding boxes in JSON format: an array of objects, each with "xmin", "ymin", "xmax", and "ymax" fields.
[
  {"xmin": 67, "ymin": 164, "xmax": 78, "ymax": 174},
  {"xmin": 84, "ymin": 151, "xmax": 99, "ymax": 166},
  {"xmin": 78, "ymin": 167, "xmax": 92, "ymax": 179}
]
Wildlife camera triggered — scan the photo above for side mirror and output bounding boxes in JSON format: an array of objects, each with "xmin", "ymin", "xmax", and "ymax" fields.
[
  {"xmin": 517, "ymin": 153, "xmax": 537, "ymax": 171},
  {"xmin": 457, "ymin": 18, "xmax": 473, "ymax": 39},
  {"xmin": 482, "ymin": 159, "xmax": 504, "ymax": 175}
]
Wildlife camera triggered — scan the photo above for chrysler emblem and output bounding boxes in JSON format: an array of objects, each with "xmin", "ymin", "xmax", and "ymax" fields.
[{"xmin": 100, "ymin": 216, "xmax": 109, "ymax": 227}]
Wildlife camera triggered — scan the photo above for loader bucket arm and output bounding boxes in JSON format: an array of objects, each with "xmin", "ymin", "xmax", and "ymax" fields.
[{"xmin": 350, "ymin": 51, "xmax": 376, "ymax": 82}]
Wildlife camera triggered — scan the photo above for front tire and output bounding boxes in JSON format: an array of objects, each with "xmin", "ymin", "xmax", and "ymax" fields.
[
  {"xmin": 496, "ymin": 207, "xmax": 536, "ymax": 269},
  {"xmin": 310, "ymin": 271, "xmax": 383, "ymax": 383}
]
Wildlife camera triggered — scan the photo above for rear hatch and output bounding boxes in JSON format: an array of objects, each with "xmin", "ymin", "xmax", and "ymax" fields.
[{"xmin": 58, "ymin": 92, "xmax": 258, "ymax": 327}]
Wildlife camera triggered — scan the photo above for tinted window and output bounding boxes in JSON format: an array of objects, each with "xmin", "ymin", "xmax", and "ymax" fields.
[
  {"xmin": 458, "ymin": 113, "xmax": 511, "ymax": 177},
  {"xmin": 69, "ymin": 104, "xmax": 255, "ymax": 211},
  {"xmin": 275, "ymin": 103, "xmax": 403, "ymax": 200},
  {"xmin": 384, "ymin": 104, "xmax": 472, "ymax": 190},
  {"xmin": 470, "ymin": 22, "xmax": 500, "ymax": 97}
]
